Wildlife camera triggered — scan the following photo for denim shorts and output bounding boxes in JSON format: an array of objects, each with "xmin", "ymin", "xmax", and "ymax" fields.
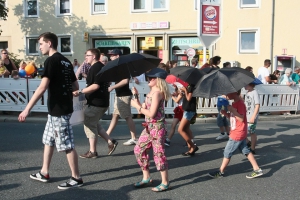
[
  {"xmin": 223, "ymin": 138, "xmax": 250, "ymax": 158},
  {"xmin": 248, "ymin": 123, "xmax": 257, "ymax": 134},
  {"xmin": 183, "ymin": 111, "xmax": 196, "ymax": 121}
]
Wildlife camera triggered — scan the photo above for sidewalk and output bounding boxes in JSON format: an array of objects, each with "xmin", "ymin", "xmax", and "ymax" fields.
[{"xmin": 1, "ymin": 111, "xmax": 299, "ymax": 124}]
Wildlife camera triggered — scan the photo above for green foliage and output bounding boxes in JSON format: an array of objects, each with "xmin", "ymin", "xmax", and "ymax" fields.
[
  {"xmin": 8, "ymin": 52, "xmax": 22, "ymax": 68},
  {"xmin": 0, "ymin": 0, "xmax": 8, "ymax": 21}
]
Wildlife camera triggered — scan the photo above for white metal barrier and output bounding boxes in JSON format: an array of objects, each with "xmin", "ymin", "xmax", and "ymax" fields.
[{"xmin": 0, "ymin": 78, "xmax": 299, "ymax": 114}]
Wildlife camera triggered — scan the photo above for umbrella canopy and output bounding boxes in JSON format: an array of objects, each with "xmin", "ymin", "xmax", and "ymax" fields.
[
  {"xmin": 200, "ymin": 67, "xmax": 218, "ymax": 74},
  {"xmin": 170, "ymin": 66, "xmax": 206, "ymax": 85},
  {"xmin": 193, "ymin": 67, "xmax": 255, "ymax": 98},
  {"xmin": 251, "ymin": 78, "xmax": 263, "ymax": 85},
  {"xmin": 165, "ymin": 74, "xmax": 189, "ymax": 88},
  {"xmin": 96, "ymin": 53, "xmax": 161, "ymax": 82}
]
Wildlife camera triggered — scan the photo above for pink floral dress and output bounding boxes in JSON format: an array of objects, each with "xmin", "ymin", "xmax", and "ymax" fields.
[{"xmin": 134, "ymin": 93, "xmax": 168, "ymax": 171}]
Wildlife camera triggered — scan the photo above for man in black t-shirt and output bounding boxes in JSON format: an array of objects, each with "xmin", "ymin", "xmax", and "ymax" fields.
[
  {"xmin": 18, "ymin": 32, "xmax": 83, "ymax": 190},
  {"xmin": 106, "ymin": 49, "xmax": 137, "ymax": 146},
  {"xmin": 73, "ymin": 48, "xmax": 118, "ymax": 158}
]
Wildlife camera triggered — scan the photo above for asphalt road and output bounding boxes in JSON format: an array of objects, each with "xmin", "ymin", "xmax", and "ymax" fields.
[{"xmin": 1, "ymin": 119, "xmax": 300, "ymax": 200}]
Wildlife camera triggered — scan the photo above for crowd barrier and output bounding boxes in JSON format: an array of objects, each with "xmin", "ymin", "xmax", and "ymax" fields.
[{"xmin": 0, "ymin": 78, "xmax": 299, "ymax": 114}]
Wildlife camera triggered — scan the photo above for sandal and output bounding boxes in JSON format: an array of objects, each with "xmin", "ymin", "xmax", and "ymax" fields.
[
  {"xmin": 152, "ymin": 183, "xmax": 170, "ymax": 192},
  {"xmin": 134, "ymin": 177, "xmax": 152, "ymax": 188},
  {"xmin": 181, "ymin": 146, "xmax": 199, "ymax": 157}
]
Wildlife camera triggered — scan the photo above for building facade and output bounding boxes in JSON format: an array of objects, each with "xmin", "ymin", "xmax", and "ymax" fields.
[{"xmin": 0, "ymin": 0, "xmax": 299, "ymax": 75}]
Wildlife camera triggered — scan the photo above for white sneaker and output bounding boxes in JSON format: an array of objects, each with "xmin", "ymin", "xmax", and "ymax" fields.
[
  {"xmin": 216, "ymin": 134, "xmax": 229, "ymax": 140},
  {"xmin": 123, "ymin": 138, "xmax": 137, "ymax": 146}
]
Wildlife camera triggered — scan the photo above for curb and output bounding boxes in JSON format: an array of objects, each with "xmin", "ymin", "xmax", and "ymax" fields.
[{"xmin": 1, "ymin": 114, "xmax": 299, "ymax": 124}]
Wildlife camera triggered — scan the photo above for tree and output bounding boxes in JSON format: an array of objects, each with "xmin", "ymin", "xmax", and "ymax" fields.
[{"xmin": 0, "ymin": 0, "xmax": 8, "ymax": 20}]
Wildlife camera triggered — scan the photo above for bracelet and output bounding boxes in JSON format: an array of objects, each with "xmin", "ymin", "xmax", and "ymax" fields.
[{"xmin": 139, "ymin": 107, "xmax": 142, "ymax": 112}]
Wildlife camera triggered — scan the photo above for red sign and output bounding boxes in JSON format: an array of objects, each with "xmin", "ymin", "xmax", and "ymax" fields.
[
  {"xmin": 186, "ymin": 48, "xmax": 196, "ymax": 57},
  {"xmin": 201, "ymin": 5, "xmax": 220, "ymax": 35}
]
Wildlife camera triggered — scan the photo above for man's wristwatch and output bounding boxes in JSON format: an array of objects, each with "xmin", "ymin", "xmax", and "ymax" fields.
[{"xmin": 79, "ymin": 89, "xmax": 84, "ymax": 94}]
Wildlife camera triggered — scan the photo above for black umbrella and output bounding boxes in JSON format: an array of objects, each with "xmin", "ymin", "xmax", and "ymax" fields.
[
  {"xmin": 169, "ymin": 66, "xmax": 206, "ymax": 85},
  {"xmin": 96, "ymin": 53, "xmax": 161, "ymax": 82},
  {"xmin": 200, "ymin": 67, "xmax": 218, "ymax": 74},
  {"xmin": 193, "ymin": 67, "xmax": 255, "ymax": 98}
]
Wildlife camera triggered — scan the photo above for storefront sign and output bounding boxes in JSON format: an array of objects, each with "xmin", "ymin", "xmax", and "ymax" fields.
[
  {"xmin": 131, "ymin": 21, "xmax": 169, "ymax": 30},
  {"xmin": 201, "ymin": 5, "xmax": 220, "ymax": 35},
  {"xmin": 145, "ymin": 37, "xmax": 155, "ymax": 47},
  {"xmin": 83, "ymin": 32, "xmax": 89, "ymax": 42},
  {"xmin": 95, "ymin": 39, "xmax": 131, "ymax": 48}
]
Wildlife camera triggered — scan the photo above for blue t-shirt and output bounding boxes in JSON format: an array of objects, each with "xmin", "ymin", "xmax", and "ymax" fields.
[{"xmin": 217, "ymin": 96, "xmax": 229, "ymax": 107}]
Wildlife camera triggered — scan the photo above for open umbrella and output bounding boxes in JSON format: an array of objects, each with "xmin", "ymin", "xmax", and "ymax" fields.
[
  {"xmin": 96, "ymin": 53, "xmax": 161, "ymax": 82},
  {"xmin": 170, "ymin": 66, "xmax": 206, "ymax": 85},
  {"xmin": 193, "ymin": 67, "xmax": 255, "ymax": 98},
  {"xmin": 166, "ymin": 74, "xmax": 189, "ymax": 89},
  {"xmin": 251, "ymin": 78, "xmax": 263, "ymax": 85}
]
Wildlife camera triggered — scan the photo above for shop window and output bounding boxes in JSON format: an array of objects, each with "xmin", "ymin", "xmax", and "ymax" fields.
[
  {"xmin": 240, "ymin": 0, "xmax": 259, "ymax": 8},
  {"xmin": 26, "ymin": 37, "xmax": 39, "ymax": 55},
  {"xmin": 25, "ymin": 0, "xmax": 39, "ymax": 17},
  {"xmin": 0, "ymin": 41, "xmax": 8, "ymax": 50},
  {"xmin": 152, "ymin": 0, "xmax": 168, "ymax": 11},
  {"xmin": 58, "ymin": 35, "xmax": 72, "ymax": 54},
  {"xmin": 56, "ymin": 0, "xmax": 72, "ymax": 16},
  {"xmin": 238, "ymin": 29, "xmax": 259, "ymax": 54},
  {"xmin": 91, "ymin": 0, "xmax": 107, "ymax": 14}
]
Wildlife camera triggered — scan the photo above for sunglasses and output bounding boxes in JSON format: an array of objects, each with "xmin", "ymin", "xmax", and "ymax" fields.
[
  {"xmin": 147, "ymin": 77, "xmax": 157, "ymax": 81},
  {"xmin": 2, "ymin": 52, "xmax": 8, "ymax": 54}
]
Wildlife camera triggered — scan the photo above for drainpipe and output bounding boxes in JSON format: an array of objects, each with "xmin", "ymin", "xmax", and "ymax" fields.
[{"xmin": 270, "ymin": 0, "xmax": 275, "ymax": 72}]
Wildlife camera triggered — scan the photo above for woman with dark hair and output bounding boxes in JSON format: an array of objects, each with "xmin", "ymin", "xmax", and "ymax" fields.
[
  {"xmin": 223, "ymin": 62, "xmax": 231, "ymax": 68},
  {"xmin": 1, "ymin": 49, "xmax": 18, "ymax": 77},
  {"xmin": 245, "ymin": 66, "xmax": 253, "ymax": 73},
  {"xmin": 269, "ymin": 70, "xmax": 280, "ymax": 84}
]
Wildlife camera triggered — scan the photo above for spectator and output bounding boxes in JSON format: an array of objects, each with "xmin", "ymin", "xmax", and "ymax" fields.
[
  {"xmin": 245, "ymin": 66, "xmax": 253, "ymax": 73},
  {"xmin": 269, "ymin": 70, "xmax": 281, "ymax": 84},
  {"xmin": 291, "ymin": 67, "xmax": 300, "ymax": 84},
  {"xmin": 1, "ymin": 49, "xmax": 18, "ymax": 77},
  {"xmin": 158, "ymin": 63, "xmax": 169, "ymax": 73},
  {"xmin": 166, "ymin": 60, "xmax": 173, "ymax": 70},
  {"xmin": 0, "ymin": 60, "xmax": 9, "ymax": 77},
  {"xmin": 279, "ymin": 68, "xmax": 296, "ymax": 115},
  {"xmin": 184, "ymin": 61, "xmax": 190, "ymax": 67},
  {"xmin": 223, "ymin": 62, "xmax": 231, "ymax": 68},
  {"xmin": 212, "ymin": 56, "xmax": 221, "ymax": 68},
  {"xmin": 257, "ymin": 59, "xmax": 276, "ymax": 84},
  {"xmin": 191, "ymin": 58, "xmax": 198, "ymax": 68},
  {"xmin": 172, "ymin": 60, "xmax": 177, "ymax": 68},
  {"xmin": 72, "ymin": 59, "xmax": 80, "ymax": 74},
  {"xmin": 100, "ymin": 56, "xmax": 108, "ymax": 65}
]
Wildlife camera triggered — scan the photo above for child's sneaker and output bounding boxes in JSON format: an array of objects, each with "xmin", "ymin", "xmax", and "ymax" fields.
[
  {"xmin": 57, "ymin": 177, "xmax": 83, "ymax": 190},
  {"xmin": 164, "ymin": 138, "xmax": 171, "ymax": 147},
  {"xmin": 208, "ymin": 170, "xmax": 224, "ymax": 178},
  {"xmin": 246, "ymin": 168, "xmax": 263, "ymax": 179},
  {"xmin": 30, "ymin": 171, "xmax": 50, "ymax": 182}
]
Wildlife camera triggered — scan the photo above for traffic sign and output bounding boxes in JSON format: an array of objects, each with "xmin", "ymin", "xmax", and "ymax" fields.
[
  {"xmin": 186, "ymin": 48, "xmax": 196, "ymax": 57},
  {"xmin": 197, "ymin": 0, "xmax": 222, "ymax": 47}
]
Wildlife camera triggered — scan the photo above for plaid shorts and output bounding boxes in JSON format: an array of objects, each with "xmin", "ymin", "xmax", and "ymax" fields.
[{"xmin": 42, "ymin": 114, "xmax": 74, "ymax": 152}]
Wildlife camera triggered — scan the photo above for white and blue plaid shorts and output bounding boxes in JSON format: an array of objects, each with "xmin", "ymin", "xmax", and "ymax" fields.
[{"xmin": 42, "ymin": 114, "xmax": 74, "ymax": 152}]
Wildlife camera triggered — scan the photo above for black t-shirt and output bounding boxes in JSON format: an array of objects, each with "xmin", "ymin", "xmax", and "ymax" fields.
[
  {"xmin": 86, "ymin": 62, "xmax": 110, "ymax": 107},
  {"xmin": 4, "ymin": 59, "xmax": 14, "ymax": 73},
  {"xmin": 115, "ymin": 79, "xmax": 132, "ymax": 97},
  {"xmin": 182, "ymin": 85, "xmax": 197, "ymax": 112},
  {"xmin": 42, "ymin": 52, "xmax": 76, "ymax": 116}
]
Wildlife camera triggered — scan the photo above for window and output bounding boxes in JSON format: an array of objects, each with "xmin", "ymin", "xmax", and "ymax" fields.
[
  {"xmin": 25, "ymin": 0, "xmax": 39, "ymax": 17},
  {"xmin": 152, "ymin": 0, "xmax": 167, "ymax": 11},
  {"xmin": 91, "ymin": 0, "xmax": 107, "ymax": 14},
  {"xmin": 56, "ymin": 0, "xmax": 72, "ymax": 16},
  {"xmin": 0, "ymin": 41, "xmax": 8, "ymax": 50},
  {"xmin": 238, "ymin": 29, "xmax": 259, "ymax": 54},
  {"xmin": 58, "ymin": 35, "xmax": 72, "ymax": 55},
  {"xmin": 26, "ymin": 37, "xmax": 39, "ymax": 55},
  {"xmin": 131, "ymin": 0, "xmax": 168, "ymax": 12},
  {"xmin": 133, "ymin": 0, "xmax": 146, "ymax": 11},
  {"xmin": 240, "ymin": 0, "xmax": 259, "ymax": 8}
]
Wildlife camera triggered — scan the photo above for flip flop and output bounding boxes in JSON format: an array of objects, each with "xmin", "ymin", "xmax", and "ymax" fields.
[
  {"xmin": 152, "ymin": 183, "xmax": 170, "ymax": 192},
  {"xmin": 134, "ymin": 177, "xmax": 152, "ymax": 188}
]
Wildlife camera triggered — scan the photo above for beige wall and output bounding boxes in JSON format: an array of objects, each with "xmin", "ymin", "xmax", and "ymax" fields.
[{"xmin": 1, "ymin": 0, "xmax": 300, "ymax": 73}]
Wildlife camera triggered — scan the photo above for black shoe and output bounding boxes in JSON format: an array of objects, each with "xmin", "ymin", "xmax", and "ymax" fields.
[
  {"xmin": 182, "ymin": 146, "xmax": 199, "ymax": 156},
  {"xmin": 108, "ymin": 139, "xmax": 118, "ymax": 155},
  {"xmin": 57, "ymin": 177, "xmax": 83, "ymax": 190}
]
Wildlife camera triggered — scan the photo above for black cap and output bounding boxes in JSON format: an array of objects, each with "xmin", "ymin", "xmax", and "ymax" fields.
[
  {"xmin": 146, "ymin": 68, "xmax": 168, "ymax": 79},
  {"xmin": 108, "ymin": 49, "xmax": 122, "ymax": 55}
]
